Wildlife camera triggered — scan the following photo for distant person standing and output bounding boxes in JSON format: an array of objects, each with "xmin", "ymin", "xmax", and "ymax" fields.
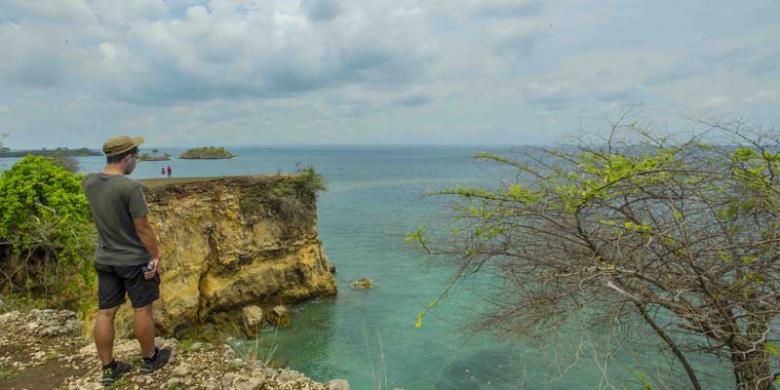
[
  {"xmin": 166, "ymin": 165, "xmax": 172, "ymax": 178},
  {"xmin": 82, "ymin": 136, "xmax": 171, "ymax": 386},
  {"xmin": 160, "ymin": 167, "xmax": 166, "ymax": 177}
]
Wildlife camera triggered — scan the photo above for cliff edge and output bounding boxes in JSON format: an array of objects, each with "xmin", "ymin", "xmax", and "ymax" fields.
[{"xmin": 114, "ymin": 175, "xmax": 337, "ymax": 336}]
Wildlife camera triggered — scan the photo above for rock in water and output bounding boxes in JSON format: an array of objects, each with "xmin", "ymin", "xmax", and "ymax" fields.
[
  {"xmin": 350, "ymin": 278, "xmax": 375, "ymax": 289},
  {"xmin": 267, "ymin": 305, "xmax": 292, "ymax": 328},
  {"xmin": 242, "ymin": 305, "xmax": 264, "ymax": 336}
]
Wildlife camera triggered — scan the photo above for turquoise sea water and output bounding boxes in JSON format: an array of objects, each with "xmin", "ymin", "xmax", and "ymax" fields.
[{"xmin": 0, "ymin": 147, "xmax": 733, "ymax": 389}]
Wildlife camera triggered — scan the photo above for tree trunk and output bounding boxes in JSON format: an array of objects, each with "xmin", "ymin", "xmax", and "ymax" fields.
[{"xmin": 731, "ymin": 349, "xmax": 774, "ymax": 390}]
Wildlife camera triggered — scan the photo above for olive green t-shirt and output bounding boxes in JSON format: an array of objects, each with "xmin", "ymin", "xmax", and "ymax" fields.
[{"xmin": 83, "ymin": 173, "xmax": 150, "ymax": 266}]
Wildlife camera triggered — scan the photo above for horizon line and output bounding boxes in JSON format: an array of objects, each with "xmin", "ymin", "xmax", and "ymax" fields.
[{"xmin": 4, "ymin": 143, "xmax": 551, "ymax": 150}]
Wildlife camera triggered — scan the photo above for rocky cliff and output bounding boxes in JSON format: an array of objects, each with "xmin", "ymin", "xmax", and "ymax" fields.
[{"xmin": 114, "ymin": 175, "xmax": 337, "ymax": 336}]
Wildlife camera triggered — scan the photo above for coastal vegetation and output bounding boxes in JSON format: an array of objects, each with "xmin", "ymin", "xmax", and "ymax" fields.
[
  {"xmin": 179, "ymin": 146, "xmax": 234, "ymax": 159},
  {"xmin": 238, "ymin": 166, "xmax": 325, "ymax": 231},
  {"xmin": 410, "ymin": 120, "xmax": 780, "ymax": 389},
  {"xmin": 0, "ymin": 135, "xmax": 83, "ymax": 172},
  {"xmin": 0, "ymin": 147, "xmax": 100, "ymax": 158},
  {"xmin": 0, "ymin": 156, "xmax": 95, "ymax": 312}
]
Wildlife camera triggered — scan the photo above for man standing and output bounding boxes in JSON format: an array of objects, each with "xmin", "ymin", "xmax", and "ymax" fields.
[{"xmin": 83, "ymin": 136, "xmax": 171, "ymax": 386}]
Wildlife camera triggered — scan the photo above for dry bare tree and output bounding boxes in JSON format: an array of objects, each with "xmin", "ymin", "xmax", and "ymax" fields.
[{"xmin": 410, "ymin": 120, "xmax": 779, "ymax": 389}]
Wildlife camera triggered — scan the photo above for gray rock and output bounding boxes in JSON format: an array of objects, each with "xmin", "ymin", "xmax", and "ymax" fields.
[
  {"xmin": 241, "ymin": 376, "xmax": 266, "ymax": 390},
  {"xmin": 0, "ymin": 311, "xmax": 20, "ymax": 323},
  {"xmin": 166, "ymin": 377, "xmax": 186, "ymax": 388},
  {"xmin": 26, "ymin": 309, "xmax": 80, "ymax": 337},
  {"xmin": 171, "ymin": 363, "xmax": 190, "ymax": 377},
  {"xmin": 223, "ymin": 344, "xmax": 236, "ymax": 357},
  {"xmin": 277, "ymin": 369, "xmax": 305, "ymax": 383},
  {"xmin": 131, "ymin": 375, "xmax": 153, "ymax": 385},
  {"xmin": 189, "ymin": 341, "xmax": 205, "ymax": 351},
  {"xmin": 161, "ymin": 337, "xmax": 180, "ymax": 349},
  {"xmin": 222, "ymin": 373, "xmax": 238, "ymax": 388},
  {"xmin": 261, "ymin": 367, "xmax": 278, "ymax": 378}
]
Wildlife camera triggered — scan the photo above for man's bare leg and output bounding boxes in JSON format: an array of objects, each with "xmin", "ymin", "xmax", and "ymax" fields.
[
  {"xmin": 134, "ymin": 304, "xmax": 156, "ymax": 358},
  {"xmin": 94, "ymin": 306, "xmax": 119, "ymax": 366}
]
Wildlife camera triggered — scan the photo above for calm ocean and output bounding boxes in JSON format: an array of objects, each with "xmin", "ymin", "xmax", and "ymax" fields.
[{"xmin": 1, "ymin": 146, "xmax": 730, "ymax": 389}]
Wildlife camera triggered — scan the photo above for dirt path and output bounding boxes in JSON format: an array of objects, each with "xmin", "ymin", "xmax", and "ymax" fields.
[
  {"xmin": 1, "ymin": 359, "xmax": 83, "ymax": 390},
  {"xmin": 0, "ymin": 310, "xmax": 88, "ymax": 389}
]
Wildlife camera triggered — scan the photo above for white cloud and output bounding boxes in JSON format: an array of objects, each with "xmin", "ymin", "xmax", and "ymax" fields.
[
  {"xmin": 746, "ymin": 90, "xmax": 779, "ymax": 104},
  {"xmin": 470, "ymin": 0, "xmax": 544, "ymax": 19},
  {"xmin": 0, "ymin": 0, "xmax": 777, "ymax": 147},
  {"xmin": 701, "ymin": 96, "xmax": 729, "ymax": 110}
]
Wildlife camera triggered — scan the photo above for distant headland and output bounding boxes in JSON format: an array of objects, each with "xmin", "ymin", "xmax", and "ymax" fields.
[{"xmin": 0, "ymin": 147, "xmax": 101, "ymax": 158}]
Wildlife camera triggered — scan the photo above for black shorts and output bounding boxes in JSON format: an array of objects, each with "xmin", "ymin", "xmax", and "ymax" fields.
[{"xmin": 95, "ymin": 263, "xmax": 160, "ymax": 310}]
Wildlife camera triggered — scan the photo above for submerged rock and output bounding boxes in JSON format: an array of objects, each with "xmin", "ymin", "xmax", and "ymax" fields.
[
  {"xmin": 435, "ymin": 348, "xmax": 520, "ymax": 390},
  {"xmin": 351, "ymin": 278, "xmax": 375, "ymax": 289},
  {"xmin": 328, "ymin": 379, "xmax": 351, "ymax": 390}
]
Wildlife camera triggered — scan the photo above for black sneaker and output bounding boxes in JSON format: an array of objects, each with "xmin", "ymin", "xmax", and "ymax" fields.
[
  {"xmin": 140, "ymin": 346, "xmax": 172, "ymax": 374},
  {"xmin": 101, "ymin": 360, "xmax": 131, "ymax": 387}
]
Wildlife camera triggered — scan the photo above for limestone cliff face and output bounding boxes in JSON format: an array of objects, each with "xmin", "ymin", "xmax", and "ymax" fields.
[{"xmin": 116, "ymin": 176, "xmax": 336, "ymax": 336}]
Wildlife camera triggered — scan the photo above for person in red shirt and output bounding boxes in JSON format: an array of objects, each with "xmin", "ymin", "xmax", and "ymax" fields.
[{"xmin": 166, "ymin": 165, "xmax": 172, "ymax": 178}]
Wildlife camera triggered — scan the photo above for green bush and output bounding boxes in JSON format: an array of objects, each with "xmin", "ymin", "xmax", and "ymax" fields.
[{"xmin": 0, "ymin": 156, "xmax": 95, "ymax": 311}]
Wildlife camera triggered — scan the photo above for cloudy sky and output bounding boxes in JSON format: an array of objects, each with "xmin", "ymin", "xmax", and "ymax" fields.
[{"xmin": 0, "ymin": 0, "xmax": 778, "ymax": 148}]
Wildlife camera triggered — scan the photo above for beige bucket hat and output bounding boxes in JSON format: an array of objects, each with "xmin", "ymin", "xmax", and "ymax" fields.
[{"xmin": 103, "ymin": 135, "xmax": 144, "ymax": 156}]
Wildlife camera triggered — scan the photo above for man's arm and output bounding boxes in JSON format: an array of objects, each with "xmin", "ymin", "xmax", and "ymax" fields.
[{"xmin": 134, "ymin": 216, "xmax": 160, "ymax": 278}]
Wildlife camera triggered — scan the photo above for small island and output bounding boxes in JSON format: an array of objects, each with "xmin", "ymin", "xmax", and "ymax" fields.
[
  {"xmin": 0, "ymin": 147, "xmax": 101, "ymax": 158},
  {"xmin": 137, "ymin": 150, "xmax": 171, "ymax": 161},
  {"xmin": 179, "ymin": 146, "xmax": 234, "ymax": 160}
]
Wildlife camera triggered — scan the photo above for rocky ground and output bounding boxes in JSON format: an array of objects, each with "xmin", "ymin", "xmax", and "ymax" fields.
[{"xmin": 0, "ymin": 309, "xmax": 350, "ymax": 390}]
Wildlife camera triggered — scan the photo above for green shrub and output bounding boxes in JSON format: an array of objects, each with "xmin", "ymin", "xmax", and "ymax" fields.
[
  {"xmin": 0, "ymin": 156, "xmax": 95, "ymax": 311},
  {"xmin": 238, "ymin": 166, "xmax": 325, "ymax": 241}
]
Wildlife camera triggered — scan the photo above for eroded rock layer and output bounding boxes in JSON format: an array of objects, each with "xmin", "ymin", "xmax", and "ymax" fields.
[{"xmin": 116, "ymin": 176, "xmax": 337, "ymax": 336}]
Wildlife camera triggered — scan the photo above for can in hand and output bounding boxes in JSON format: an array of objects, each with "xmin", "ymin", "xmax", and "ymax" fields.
[{"xmin": 143, "ymin": 260, "xmax": 155, "ymax": 273}]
